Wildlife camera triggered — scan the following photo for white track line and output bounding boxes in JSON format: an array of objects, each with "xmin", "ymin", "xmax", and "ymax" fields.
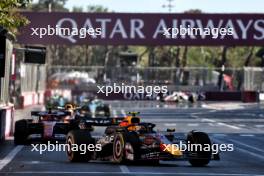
[
  {"xmin": 201, "ymin": 118, "xmax": 240, "ymax": 130},
  {"xmin": 255, "ymin": 125, "xmax": 264, "ymax": 128},
  {"xmin": 0, "ymin": 171, "xmax": 262, "ymax": 175},
  {"xmin": 214, "ymin": 138, "xmax": 264, "ymax": 161},
  {"xmin": 0, "ymin": 145, "xmax": 23, "ymax": 171},
  {"xmin": 119, "ymin": 165, "xmax": 130, "ymax": 173},
  {"xmin": 201, "ymin": 118, "xmax": 216, "ymax": 123},
  {"xmin": 212, "ymin": 134, "xmax": 226, "ymax": 137},
  {"xmin": 190, "ymin": 114, "xmax": 199, "ymax": 118},
  {"xmin": 139, "ymin": 112, "xmax": 198, "ymax": 115},
  {"xmin": 235, "ymin": 147, "xmax": 264, "ymax": 161},
  {"xmin": 187, "ymin": 123, "xmax": 199, "ymax": 127},
  {"xmin": 240, "ymin": 134, "xmax": 255, "ymax": 137},
  {"xmin": 164, "ymin": 123, "xmax": 176, "ymax": 127},
  {"xmin": 217, "ymin": 122, "xmax": 241, "ymax": 130},
  {"xmin": 229, "ymin": 139, "xmax": 264, "ymax": 153}
]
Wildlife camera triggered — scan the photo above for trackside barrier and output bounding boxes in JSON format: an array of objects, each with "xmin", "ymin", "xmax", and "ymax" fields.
[
  {"xmin": 205, "ymin": 91, "xmax": 258, "ymax": 102},
  {"xmin": 241, "ymin": 91, "xmax": 258, "ymax": 103},
  {"xmin": 18, "ymin": 91, "xmax": 45, "ymax": 109},
  {"xmin": 38, "ymin": 91, "xmax": 45, "ymax": 104},
  {"xmin": 0, "ymin": 108, "xmax": 5, "ymax": 141},
  {"xmin": 259, "ymin": 93, "xmax": 264, "ymax": 101},
  {"xmin": 205, "ymin": 92, "xmax": 242, "ymax": 101},
  {"xmin": 0, "ymin": 105, "xmax": 14, "ymax": 141},
  {"xmin": 16, "ymin": 63, "xmax": 46, "ymax": 109},
  {"xmin": 70, "ymin": 89, "xmax": 259, "ymax": 102},
  {"xmin": 18, "ymin": 90, "xmax": 68, "ymax": 108}
]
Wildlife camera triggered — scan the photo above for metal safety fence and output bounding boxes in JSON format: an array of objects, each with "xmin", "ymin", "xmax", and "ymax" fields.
[
  {"xmin": 0, "ymin": 38, "xmax": 12, "ymax": 105},
  {"xmin": 20, "ymin": 63, "xmax": 46, "ymax": 93},
  {"xmin": 244, "ymin": 67, "xmax": 264, "ymax": 92},
  {"xmin": 47, "ymin": 66, "xmax": 257, "ymax": 92}
]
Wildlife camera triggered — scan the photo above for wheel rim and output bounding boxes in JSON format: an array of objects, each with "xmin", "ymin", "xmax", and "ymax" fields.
[
  {"xmin": 67, "ymin": 138, "xmax": 73, "ymax": 157},
  {"xmin": 115, "ymin": 140, "xmax": 122, "ymax": 157},
  {"xmin": 125, "ymin": 143, "xmax": 134, "ymax": 161}
]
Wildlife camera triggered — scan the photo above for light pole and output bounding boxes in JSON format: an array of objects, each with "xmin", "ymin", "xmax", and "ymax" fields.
[
  {"xmin": 47, "ymin": 0, "xmax": 54, "ymax": 12},
  {"xmin": 162, "ymin": 0, "xmax": 175, "ymax": 13}
]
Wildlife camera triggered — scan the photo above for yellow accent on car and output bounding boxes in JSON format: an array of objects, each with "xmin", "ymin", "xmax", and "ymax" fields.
[{"xmin": 163, "ymin": 144, "xmax": 183, "ymax": 156}]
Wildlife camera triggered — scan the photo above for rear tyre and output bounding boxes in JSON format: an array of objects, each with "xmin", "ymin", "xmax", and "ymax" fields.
[
  {"xmin": 14, "ymin": 120, "xmax": 28, "ymax": 145},
  {"xmin": 66, "ymin": 130, "xmax": 95, "ymax": 162},
  {"xmin": 187, "ymin": 131, "xmax": 212, "ymax": 167}
]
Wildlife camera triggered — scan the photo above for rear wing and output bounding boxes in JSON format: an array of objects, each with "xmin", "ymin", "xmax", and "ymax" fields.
[{"xmin": 83, "ymin": 117, "xmax": 125, "ymax": 126}]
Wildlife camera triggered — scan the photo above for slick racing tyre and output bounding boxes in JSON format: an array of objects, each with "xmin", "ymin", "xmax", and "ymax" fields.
[
  {"xmin": 124, "ymin": 131, "xmax": 141, "ymax": 163},
  {"xmin": 14, "ymin": 120, "xmax": 28, "ymax": 145},
  {"xmin": 187, "ymin": 131, "xmax": 212, "ymax": 167},
  {"xmin": 113, "ymin": 131, "xmax": 151, "ymax": 164},
  {"xmin": 66, "ymin": 130, "xmax": 95, "ymax": 162},
  {"xmin": 113, "ymin": 133, "xmax": 125, "ymax": 163}
]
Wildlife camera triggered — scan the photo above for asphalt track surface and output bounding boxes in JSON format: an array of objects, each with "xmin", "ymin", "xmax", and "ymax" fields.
[{"xmin": 0, "ymin": 101, "xmax": 264, "ymax": 176}]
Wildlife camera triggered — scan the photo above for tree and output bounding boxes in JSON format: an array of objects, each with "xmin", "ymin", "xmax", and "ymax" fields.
[
  {"xmin": 0, "ymin": 0, "xmax": 31, "ymax": 33},
  {"xmin": 87, "ymin": 5, "xmax": 108, "ymax": 13},
  {"xmin": 30, "ymin": 0, "xmax": 68, "ymax": 12},
  {"xmin": 72, "ymin": 6, "xmax": 83, "ymax": 12},
  {"xmin": 46, "ymin": 4, "xmax": 111, "ymax": 66}
]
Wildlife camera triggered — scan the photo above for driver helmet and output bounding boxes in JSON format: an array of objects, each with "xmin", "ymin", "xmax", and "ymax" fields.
[{"xmin": 119, "ymin": 113, "xmax": 141, "ymax": 131}]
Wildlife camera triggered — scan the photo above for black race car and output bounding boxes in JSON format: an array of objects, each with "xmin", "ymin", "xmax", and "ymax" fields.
[
  {"xmin": 66, "ymin": 113, "xmax": 220, "ymax": 166},
  {"xmin": 78, "ymin": 99, "xmax": 111, "ymax": 118},
  {"xmin": 14, "ymin": 110, "xmax": 80, "ymax": 145}
]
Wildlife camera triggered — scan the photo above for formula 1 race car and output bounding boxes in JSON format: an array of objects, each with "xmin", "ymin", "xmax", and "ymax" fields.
[
  {"xmin": 14, "ymin": 108, "xmax": 80, "ymax": 145},
  {"xmin": 78, "ymin": 99, "xmax": 111, "ymax": 118},
  {"xmin": 158, "ymin": 91, "xmax": 206, "ymax": 103},
  {"xmin": 66, "ymin": 112, "xmax": 220, "ymax": 166}
]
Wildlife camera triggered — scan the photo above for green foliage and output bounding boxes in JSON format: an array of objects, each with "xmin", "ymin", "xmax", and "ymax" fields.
[
  {"xmin": 0, "ymin": 0, "xmax": 30, "ymax": 33},
  {"xmin": 72, "ymin": 5, "xmax": 108, "ymax": 13},
  {"xmin": 72, "ymin": 6, "xmax": 83, "ymax": 12},
  {"xmin": 15, "ymin": 1, "xmax": 261, "ymax": 68},
  {"xmin": 30, "ymin": 0, "xmax": 68, "ymax": 12},
  {"xmin": 86, "ymin": 5, "xmax": 108, "ymax": 13}
]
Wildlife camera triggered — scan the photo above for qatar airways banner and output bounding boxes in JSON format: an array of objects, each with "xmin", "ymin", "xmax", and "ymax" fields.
[{"xmin": 17, "ymin": 12, "xmax": 264, "ymax": 46}]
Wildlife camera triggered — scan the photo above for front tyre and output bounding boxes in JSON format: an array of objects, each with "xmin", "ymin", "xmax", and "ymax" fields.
[
  {"xmin": 14, "ymin": 120, "xmax": 28, "ymax": 145},
  {"xmin": 187, "ymin": 131, "xmax": 212, "ymax": 167},
  {"xmin": 66, "ymin": 130, "xmax": 94, "ymax": 162}
]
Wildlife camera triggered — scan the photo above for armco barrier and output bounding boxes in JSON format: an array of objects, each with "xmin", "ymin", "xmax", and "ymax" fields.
[
  {"xmin": 0, "ymin": 108, "xmax": 5, "ymax": 141},
  {"xmin": 241, "ymin": 91, "xmax": 258, "ymax": 103},
  {"xmin": 74, "ymin": 90, "xmax": 259, "ymax": 102},
  {"xmin": 72, "ymin": 90, "xmax": 159, "ymax": 101},
  {"xmin": 205, "ymin": 92, "xmax": 242, "ymax": 101},
  {"xmin": 0, "ymin": 105, "xmax": 14, "ymax": 141},
  {"xmin": 18, "ymin": 91, "xmax": 45, "ymax": 109},
  {"xmin": 205, "ymin": 91, "xmax": 258, "ymax": 102}
]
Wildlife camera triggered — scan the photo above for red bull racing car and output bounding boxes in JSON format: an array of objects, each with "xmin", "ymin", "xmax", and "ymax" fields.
[{"xmin": 66, "ymin": 112, "xmax": 220, "ymax": 166}]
